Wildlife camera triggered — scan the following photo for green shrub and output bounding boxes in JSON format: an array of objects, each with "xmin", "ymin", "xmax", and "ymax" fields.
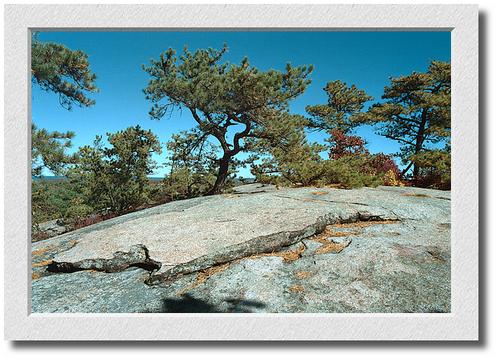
[
  {"xmin": 31, "ymin": 179, "xmax": 81, "ymax": 229},
  {"xmin": 410, "ymin": 150, "xmax": 451, "ymax": 189},
  {"xmin": 162, "ymin": 167, "xmax": 217, "ymax": 201},
  {"xmin": 71, "ymin": 126, "xmax": 162, "ymax": 214},
  {"xmin": 322, "ymin": 156, "xmax": 384, "ymax": 189},
  {"xmin": 252, "ymin": 154, "xmax": 384, "ymax": 189},
  {"xmin": 63, "ymin": 197, "xmax": 94, "ymax": 225}
]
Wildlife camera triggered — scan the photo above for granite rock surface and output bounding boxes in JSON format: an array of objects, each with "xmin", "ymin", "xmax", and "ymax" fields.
[{"xmin": 32, "ymin": 185, "xmax": 450, "ymax": 313}]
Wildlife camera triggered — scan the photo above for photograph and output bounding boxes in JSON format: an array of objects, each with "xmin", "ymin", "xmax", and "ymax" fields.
[{"xmin": 29, "ymin": 30, "xmax": 452, "ymax": 314}]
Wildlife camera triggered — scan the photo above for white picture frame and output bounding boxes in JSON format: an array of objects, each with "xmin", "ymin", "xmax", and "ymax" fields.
[{"xmin": 4, "ymin": 4, "xmax": 478, "ymax": 341}]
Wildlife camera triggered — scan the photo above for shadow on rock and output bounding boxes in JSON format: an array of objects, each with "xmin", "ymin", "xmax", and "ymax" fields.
[
  {"xmin": 224, "ymin": 298, "xmax": 266, "ymax": 312},
  {"xmin": 158, "ymin": 294, "xmax": 266, "ymax": 313}
]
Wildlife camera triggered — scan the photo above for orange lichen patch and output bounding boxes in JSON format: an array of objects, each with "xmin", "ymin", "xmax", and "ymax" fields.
[
  {"xmin": 288, "ymin": 285, "xmax": 305, "ymax": 293},
  {"xmin": 249, "ymin": 244, "xmax": 306, "ymax": 262},
  {"xmin": 329, "ymin": 230, "xmax": 353, "ymax": 237},
  {"xmin": 315, "ymin": 239, "xmax": 351, "ymax": 255},
  {"xmin": 311, "ymin": 225, "xmax": 357, "ymax": 242},
  {"xmin": 31, "ymin": 272, "xmax": 42, "ymax": 281},
  {"xmin": 198, "ymin": 263, "xmax": 230, "ymax": 281},
  {"xmin": 31, "ymin": 245, "xmax": 55, "ymax": 257},
  {"xmin": 312, "ymin": 237, "xmax": 330, "ymax": 246},
  {"xmin": 295, "ymin": 271, "xmax": 312, "ymax": 279},
  {"xmin": 177, "ymin": 243, "xmax": 310, "ymax": 296},
  {"xmin": 32, "ymin": 259, "xmax": 52, "ymax": 268},
  {"xmin": 32, "ymin": 240, "xmax": 77, "ymax": 258},
  {"xmin": 176, "ymin": 263, "xmax": 231, "ymax": 296},
  {"xmin": 311, "ymin": 191, "xmax": 329, "ymax": 196},
  {"xmin": 308, "ymin": 225, "xmax": 354, "ymax": 255}
]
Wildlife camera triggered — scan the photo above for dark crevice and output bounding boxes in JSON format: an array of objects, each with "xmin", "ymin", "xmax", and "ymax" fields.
[
  {"xmin": 434, "ymin": 196, "xmax": 451, "ymax": 201},
  {"xmin": 46, "ymin": 244, "xmax": 161, "ymax": 274}
]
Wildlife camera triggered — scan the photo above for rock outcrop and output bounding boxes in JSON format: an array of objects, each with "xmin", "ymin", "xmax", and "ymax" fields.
[{"xmin": 32, "ymin": 185, "xmax": 450, "ymax": 313}]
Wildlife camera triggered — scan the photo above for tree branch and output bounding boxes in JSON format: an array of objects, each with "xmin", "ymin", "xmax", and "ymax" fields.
[{"xmin": 229, "ymin": 115, "xmax": 252, "ymax": 156}]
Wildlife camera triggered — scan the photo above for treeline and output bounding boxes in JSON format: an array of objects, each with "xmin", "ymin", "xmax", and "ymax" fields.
[{"xmin": 31, "ymin": 38, "xmax": 450, "ymax": 238}]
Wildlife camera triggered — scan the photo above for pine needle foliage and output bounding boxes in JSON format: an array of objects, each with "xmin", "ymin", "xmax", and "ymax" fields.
[
  {"xmin": 143, "ymin": 45, "xmax": 313, "ymax": 194},
  {"xmin": 31, "ymin": 34, "xmax": 98, "ymax": 109}
]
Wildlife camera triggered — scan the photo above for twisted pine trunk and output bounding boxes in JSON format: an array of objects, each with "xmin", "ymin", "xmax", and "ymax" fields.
[{"xmin": 206, "ymin": 155, "xmax": 230, "ymax": 195}]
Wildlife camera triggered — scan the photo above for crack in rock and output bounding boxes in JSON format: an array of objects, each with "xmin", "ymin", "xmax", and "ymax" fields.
[
  {"xmin": 42, "ymin": 212, "xmax": 400, "ymax": 286},
  {"xmin": 273, "ymin": 194, "xmax": 371, "ymax": 207},
  {"xmin": 163, "ymin": 216, "xmax": 400, "ymax": 296},
  {"xmin": 47, "ymin": 244, "xmax": 162, "ymax": 274},
  {"xmin": 147, "ymin": 211, "xmax": 400, "ymax": 285}
]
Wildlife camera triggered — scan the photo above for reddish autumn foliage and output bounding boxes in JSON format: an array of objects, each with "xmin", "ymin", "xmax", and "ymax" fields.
[
  {"xmin": 369, "ymin": 153, "xmax": 400, "ymax": 178},
  {"xmin": 72, "ymin": 212, "xmax": 118, "ymax": 231},
  {"xmin": 327, "ymin": 129, "xmax": 367, "ymax": 159},
  {"xmin": 327, "ymin": 129, "xmax": 402, "ymax": 186}
]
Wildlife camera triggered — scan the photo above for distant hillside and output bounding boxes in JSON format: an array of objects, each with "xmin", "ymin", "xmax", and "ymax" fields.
[{"xmin": 32, "ymin": 176, "xmax": 257, "ymax": 184}]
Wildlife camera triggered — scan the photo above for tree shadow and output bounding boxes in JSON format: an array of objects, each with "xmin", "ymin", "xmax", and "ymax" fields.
[
  {"xmin": 224, "ymin": 298, "xmax": 266, "ymax": 313},
  {"xmin": 158, "ymin": 294, "xmax": 266, "ymax": 313}
]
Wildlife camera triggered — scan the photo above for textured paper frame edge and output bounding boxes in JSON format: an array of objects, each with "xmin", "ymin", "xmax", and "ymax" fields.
[{"xmin": 4, "ymin": 4, "xmax": 478, "ymax": 341}]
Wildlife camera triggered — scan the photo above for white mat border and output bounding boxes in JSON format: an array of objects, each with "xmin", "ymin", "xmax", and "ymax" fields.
[{"xmin": 4, "ymin": 4, "xmax": 478, "ymax": 341}]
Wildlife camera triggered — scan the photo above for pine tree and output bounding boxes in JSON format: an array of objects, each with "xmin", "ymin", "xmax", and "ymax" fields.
[
  {"xmin": 71, "ymin": 126, "xmax": 162, "ymax": 213},
  {"xmin": 31, "ymin": 34, "xmax": 98, "ymax": 109},
  {"xmin": 31, "ymin": 35, "xmax": 98, "ymax": 175},
  {"xmin": 143, "ymin": 45, "xmax": 313, "ymax": 194},
  {"xmin": 31, "ymin": 124, "xmax": 76, "ymax": 177},
  {"xmin": 358, "ymin": 61, "xmax": 451, "ymax": 178},
  {"xmin": 306, "ymin": 80, "xmax": 372, "ymax": 133}
]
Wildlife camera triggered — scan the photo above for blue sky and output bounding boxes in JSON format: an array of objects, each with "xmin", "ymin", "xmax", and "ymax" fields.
[{"xmin": 32, "ymin": 31, "xmax": 450, "ymax": 177}]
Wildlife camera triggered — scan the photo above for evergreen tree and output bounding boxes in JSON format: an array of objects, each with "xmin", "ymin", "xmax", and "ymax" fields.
[
  {"xmin": 306, "ymin": 80, "xmax": 372, "ymax": 133},
  {"xmin": 31, "ymin": 124, "xmax": 76, "ymax": 177},
  {"xmin": 31, "ymin": 35, "xmax": 98, "ymax": 176},
  {"xmin": 31, "ymin": 34, "xmax": 98, "ymax": 109},
  {"xmin": 163, "ymin": 130, "xmax": 220, "ymax": 199},
  {"xmin": 71, "ymin": 126, "xmax": 162, "ymax": 213},
  {"xmin": 358, "ymin": 61, "xmax": 451, "ymax": 178},
  {"xmin": 143, "ymin": 45, "xmax": 313, "ymax": 194},
  {"xmin": 249, "ymin": 113, "xmax": 326, "ymax": 186}
]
